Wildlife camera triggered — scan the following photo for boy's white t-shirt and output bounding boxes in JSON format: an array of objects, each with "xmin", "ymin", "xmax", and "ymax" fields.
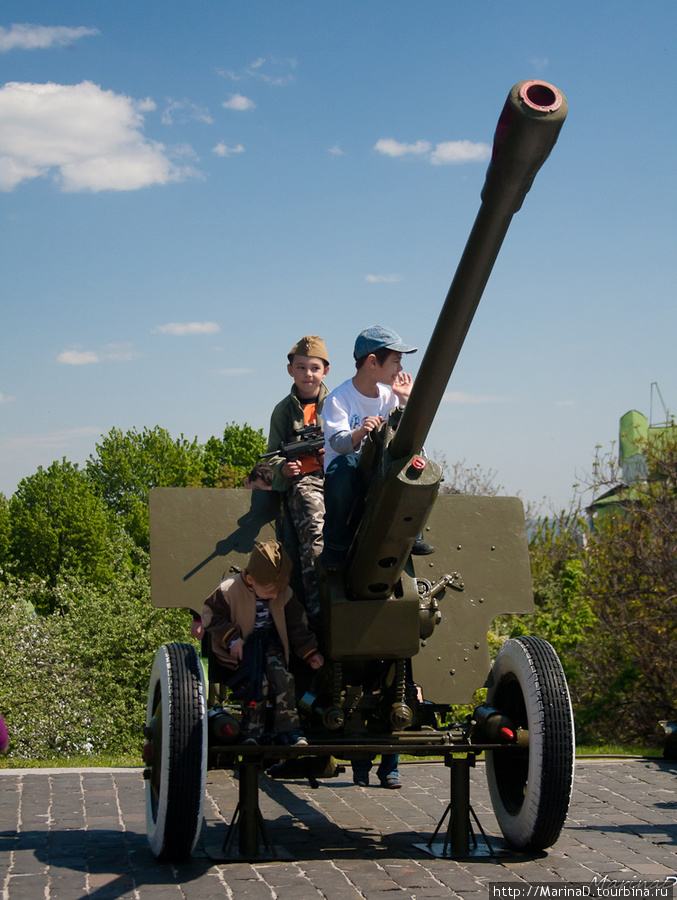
[{"xmin": 322, "ymin": 378, "xmax": 398, "ymax": 469}]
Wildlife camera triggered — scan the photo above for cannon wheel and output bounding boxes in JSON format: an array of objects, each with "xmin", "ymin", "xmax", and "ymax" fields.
[
  {"xmin": 145, "ymin": 642, "xmax": 208, "ymax": 860},
  {"xmin": 485, "ymin": 636, "xmax": 574, "ymax": 850}
]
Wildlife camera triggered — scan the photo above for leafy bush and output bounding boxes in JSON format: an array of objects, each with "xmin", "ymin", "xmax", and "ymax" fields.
[{"xmin": 0, "ymin": 559, "xmax": 190, "ymax": 760}]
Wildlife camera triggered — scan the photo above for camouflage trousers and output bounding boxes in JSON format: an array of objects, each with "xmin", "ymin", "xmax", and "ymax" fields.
[
  {"xmin": 287, "ymin": 471, "xmax": 325, "ymax": 619},
  {"xmin": 241, "ymin": 648, "xmax": 302, "ymax": 739}
]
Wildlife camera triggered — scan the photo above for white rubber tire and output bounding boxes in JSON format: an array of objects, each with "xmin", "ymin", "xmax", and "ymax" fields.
[
  {"xmin": 485, "ymin": 636, "xmax": 575, "ymax": 850},
  {"xmin": 145, "ymin": 642, "xmax": 208, "ymax": 860}
]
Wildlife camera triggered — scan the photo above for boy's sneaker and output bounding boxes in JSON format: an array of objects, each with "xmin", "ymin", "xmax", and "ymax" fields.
[
  {"xmin": 353, "ymin": 777, "xmax": 369, "ymax": 787},
  {"xmin": 241, "ymin": 735, "xmax": 259, "ymax": 746},
  {"xmin": 380, "ymin": 775, "xmax": 402, "ymax": 789},
  {"xmin": 291, "ymin": 734, "xmax": 308, "ymax": 746},
  {"xmin": 412, "ymin": 538, "xmax": 435, "ymax": 555}
]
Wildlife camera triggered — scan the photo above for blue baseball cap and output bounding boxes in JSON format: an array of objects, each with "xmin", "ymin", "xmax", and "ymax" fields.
[{"xmin": 353, "ymin": 325, "xmax": 417, "ymax": 360}]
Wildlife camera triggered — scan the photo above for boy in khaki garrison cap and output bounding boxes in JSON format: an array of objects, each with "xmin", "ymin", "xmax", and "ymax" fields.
[
  {"xmin": 265, "ymin": 336, "xmax": 330, "ymax": 623},
  {"xmin": 201, "ymin": 540, "xmax": 323, "ymax": 745}
]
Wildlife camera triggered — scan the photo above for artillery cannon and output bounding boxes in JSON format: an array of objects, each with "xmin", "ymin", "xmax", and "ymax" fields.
[{"xmin": 144, "ymin": 80, "xmax": 574, "ymax": 863}]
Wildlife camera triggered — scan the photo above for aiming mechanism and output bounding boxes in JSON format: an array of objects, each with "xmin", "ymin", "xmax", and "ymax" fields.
[{"xmin": 144, "ymin": 80, "xmax": 575, "ymax": 864}]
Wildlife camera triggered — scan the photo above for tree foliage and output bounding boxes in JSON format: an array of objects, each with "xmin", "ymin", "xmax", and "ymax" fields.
[
  {"xmin": 9, "ymin": 460, "xmax": 124, "ymax": 605},
  {"xmin": 510, "ymin": 430, "xmax": 677, "ymax": 747},
  {"xmin": 500, "ymin": 511, "xmax": 595, "ymax": 688},
  {"xmin": 0, "ymin": 419, "xmax": 265, "ymax": 759},
  {"xmin": 88, "ymin": 426, "xmax": 206, "ymax": 549},
  {"xmin": 0, "ymin": 493, "xmax": 9, "ymax": 569},
  {"xmin": 570, "ymin": 433, "xmax": 677, "ymax": 744},
  {"xmin": 201, "ymin": 421, "xmax": 267, "ymax": 488}
]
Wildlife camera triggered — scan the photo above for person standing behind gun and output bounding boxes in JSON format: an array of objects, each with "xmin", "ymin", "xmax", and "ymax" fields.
[{"xmin": 265, "ymin": 336, "xmax": 330, "ymax": 624}]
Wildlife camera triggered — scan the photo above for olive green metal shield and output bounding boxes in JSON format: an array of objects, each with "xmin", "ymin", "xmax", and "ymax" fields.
[
  {"xmin": 410, "ymin": 493, "xmax": 534, "ymax": 704},
  {"xmin": 148, "ymin": 487, "xmax": 281, "ymax": 613},
  {"xmin": 149, "ymin": 486, "xmax": 533, "ymax": 707}
]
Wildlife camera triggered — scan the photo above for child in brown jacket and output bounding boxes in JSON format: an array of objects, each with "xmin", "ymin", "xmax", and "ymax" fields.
[{"xmin": 201, "ymin": 540, "xmax": 323, "ymax": 745}]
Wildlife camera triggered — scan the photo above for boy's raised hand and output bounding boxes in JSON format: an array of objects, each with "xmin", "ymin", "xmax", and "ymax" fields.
[
  {"xmin": 308, "ymin": 652, "xmax": 324, "ymax": 669},
  {"xmin": 352, "ymin": 415, "xmax": 382, "ymax": 448},
  {"xmin": 392, "ymin": 371, "xmax": 413, "ymax": 403}
]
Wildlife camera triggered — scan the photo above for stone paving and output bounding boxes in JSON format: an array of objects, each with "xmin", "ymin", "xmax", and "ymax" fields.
[{"xmin": 1, "ymin": 758, "xmax": 677, "ymax": 899}]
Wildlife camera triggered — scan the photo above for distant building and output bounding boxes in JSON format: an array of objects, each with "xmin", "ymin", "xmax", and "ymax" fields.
[{"xmin": 587, "ymin": 389, "xmax": 676, "ymax": 520}]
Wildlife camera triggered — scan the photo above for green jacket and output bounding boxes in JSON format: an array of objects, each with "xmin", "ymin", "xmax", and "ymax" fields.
[{"xmin": 266, "ymin": 382, "xmax": 329, "ymax": 491}]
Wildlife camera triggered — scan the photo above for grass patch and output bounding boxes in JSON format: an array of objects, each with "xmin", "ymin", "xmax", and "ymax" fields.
[
  {"xmin": 576, "ymin": 742, "xmax": 662, "ymax": 758},
  {"xmin": 0, "ymin": 750, "xmax": 142, "ymax": 769}
]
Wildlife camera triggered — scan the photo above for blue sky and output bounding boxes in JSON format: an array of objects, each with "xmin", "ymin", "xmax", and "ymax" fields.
[{"xmin": 1, "ymin": 1, "xmax": 675, "ymax": 512}]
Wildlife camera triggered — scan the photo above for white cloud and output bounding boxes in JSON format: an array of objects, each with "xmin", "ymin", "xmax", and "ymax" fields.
[
  {"xmin": 57, "ymin": 343, "xmax": 137, "ymax": 365},
  {"xmin": 365, "ymin": 274, "xmax": 402, "ymax": 284},
  {"xmin": 374, "ymin": 137, "xmax": 490, "ymax": 165},
  {"xmin": 212, "ymin": 142, "xmax": 245, "ymax": 157},
  {"xmin": 430, "ymin": 140, "xmax": 491, "ymax": 165},
  {"xmin": 0, "ymin": 81, "xmax": 198, "ymax": 192},
  {"xmin": 58, "ymin": 350, "xmax": 100, "ymax": 366},
  {"xmin": 219, "ymin": 57, "xmax": 297, "ymax": 87},
  {"xmin": 0, "ymin": 24, "xmax": 100, "ymax": 52},
  {"xmin": 0, "ymin": 392, "xmax": 16, "ymax": 404},
  {"xmin": 217, "ymin": 368, "xmax": 256, "ymax": 376},
  {"xmin": 374, "ymin": 139, "xmax": 431, "ymax": 159},
  {"xmin": 223, "ymin": 94, "xmax": 256, "ymax": 111},
  {"xmin": 328, "ymin": 144, "xmax": 344, "ymax": 156},
  {"xmin": 161, "ymin": 98, "xmax": 213, "ymax": 126},
  {"xmin": 153, "ymin": 322, "xmax": 221, "ymax": 336},
  {"xmin": 442, "ymin": 391, "xmax": 508, "ymax": 404}
]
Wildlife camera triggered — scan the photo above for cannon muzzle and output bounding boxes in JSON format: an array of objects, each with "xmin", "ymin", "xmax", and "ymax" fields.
[{"xmin": 389, "ymin": 80, "xmax": 567, "ymax": 462}]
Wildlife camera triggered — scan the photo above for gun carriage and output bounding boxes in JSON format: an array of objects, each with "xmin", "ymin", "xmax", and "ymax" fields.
[{"xmin": 143, "ymin": 80, "xmax": 574, "ymax": 863}]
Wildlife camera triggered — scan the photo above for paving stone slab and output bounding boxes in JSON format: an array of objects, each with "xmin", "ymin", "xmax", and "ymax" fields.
[{"xmin": 1, "ymin": 760, "xmax": 677, "ymax": 898}]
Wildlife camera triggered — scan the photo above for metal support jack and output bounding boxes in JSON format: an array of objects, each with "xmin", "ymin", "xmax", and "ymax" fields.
[
  {"xmin": 416, "ymin": 753, "xmax": 499, "ymax": 859},
  {"xmin": 207, "ymin": 757, "xmax": 292, "ymax": 862}
]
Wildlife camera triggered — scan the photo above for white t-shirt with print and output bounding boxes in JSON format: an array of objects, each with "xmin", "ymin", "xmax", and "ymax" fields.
[{"xmin": 322, "ymin": 378, "xmax": 397, "ymax": 469}]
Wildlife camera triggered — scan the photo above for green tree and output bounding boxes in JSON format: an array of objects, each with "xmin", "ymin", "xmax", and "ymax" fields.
[
  {"xmin": 88, "ymin": 426, "xmax": 206, "ymax": 549},
  {"xmin": 9, "ymin": 460, "xmax": 123, "ymax": 606},
  {"xmin": 501, "ymin": 511, "xmax": 594, "ymax": 688},
  {"xmin": 202, "ymin": 421, "xmax": 267, "ymax": 487},
  {"xmin": 0, "ymin": 493, "xmax": 9, "ymax": 570},
  {"xmin": 572, "ymin": 433, "xmax": 677, "ymax": 744}
]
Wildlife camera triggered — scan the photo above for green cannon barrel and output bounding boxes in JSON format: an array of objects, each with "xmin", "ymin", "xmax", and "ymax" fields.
[
  {"xmin": 345, "ymin": 80, "xmax": 567, "ymax": 602},
  {"xmin": 390, "ymin": 80, "xmax": 568, "ymax": 463}
]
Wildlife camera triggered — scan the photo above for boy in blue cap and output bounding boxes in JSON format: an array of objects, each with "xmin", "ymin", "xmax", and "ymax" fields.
[{"xmin": 320, "ymin": 325, "xmax": 416, "ymax": 569}]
